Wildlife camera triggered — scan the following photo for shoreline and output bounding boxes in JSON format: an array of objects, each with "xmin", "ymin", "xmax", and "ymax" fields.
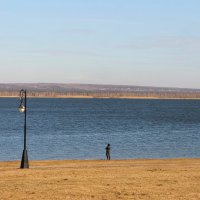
[
  {"xmin": 0, "ymin": 157, "xmax": 200, "ymax": 162},
  {"xmin": 1, "ymin": 157, "xmax": 200, "ymax": 166},
  {"xmin": 0, "ymin": 95, "xmax": 200, "ymax": 100}
]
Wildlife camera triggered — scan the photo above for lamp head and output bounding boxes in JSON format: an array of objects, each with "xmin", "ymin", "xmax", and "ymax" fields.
[{"xmin": 18, "ymin": 105, "xmax": 25, "ymax": 113}]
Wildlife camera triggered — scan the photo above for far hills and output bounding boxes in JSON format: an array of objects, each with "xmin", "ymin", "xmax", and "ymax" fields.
[{"xmin": 0, "ymin": 83, "xmax": 200, "ymax": 99}]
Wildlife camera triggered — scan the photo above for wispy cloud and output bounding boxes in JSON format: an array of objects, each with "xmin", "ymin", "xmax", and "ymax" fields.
[
  {"xmin": 116, "ymin": 36, "xmax": 200, "ymax": 50},
  {"xmin": 61, "ymin": 28, "xmax": 96, "ymax": 34},
  {"xmin": 28, "ymin": 49, "xmax": 100, "ymax": 57}
]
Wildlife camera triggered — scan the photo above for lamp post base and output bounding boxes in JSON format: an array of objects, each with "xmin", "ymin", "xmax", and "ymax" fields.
[{"xmin": 20, "ymin": 149, "xmax": 29, "ymax": 169}]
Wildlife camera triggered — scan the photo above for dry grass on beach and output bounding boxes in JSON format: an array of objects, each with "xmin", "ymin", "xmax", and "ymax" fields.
[{"xmin": 0, "ymin": 159, "xmax": 200, "ymax": 200}]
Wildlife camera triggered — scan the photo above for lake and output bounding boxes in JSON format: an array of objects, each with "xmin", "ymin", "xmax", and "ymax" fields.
[{"xmin": 0, "ymin": 98, "xmax": 200, "ymax": 161}]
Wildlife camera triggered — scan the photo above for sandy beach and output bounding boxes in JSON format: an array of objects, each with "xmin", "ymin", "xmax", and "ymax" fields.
[{"xmin": 0, "ymin": 159, "xmax": 200, "ymax": 200}]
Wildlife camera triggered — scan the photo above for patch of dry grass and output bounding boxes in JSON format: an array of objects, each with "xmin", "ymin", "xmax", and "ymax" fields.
[{"xmin": 0, "ymin": 159, "xmax": 200, "ymax": 200}]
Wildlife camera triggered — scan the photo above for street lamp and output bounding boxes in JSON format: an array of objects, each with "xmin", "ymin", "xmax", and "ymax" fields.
[{"xmin": 18, "ymin": 89, "xmax": 29, "ymax": 169}]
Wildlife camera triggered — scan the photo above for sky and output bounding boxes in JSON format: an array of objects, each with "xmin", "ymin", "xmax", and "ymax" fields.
[{"xmin": 0, "ymin": 0, "xmax": 200, "ymax": 88}]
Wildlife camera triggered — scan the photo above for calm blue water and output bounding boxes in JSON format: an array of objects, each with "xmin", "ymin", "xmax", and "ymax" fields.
[{"xmin": 0, "ymin": 98, "xmax": 200, "ymax": 161}]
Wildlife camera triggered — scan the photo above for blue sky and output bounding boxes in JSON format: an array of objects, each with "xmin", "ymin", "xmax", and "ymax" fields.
[{"xmin": 0, "ymin": 0, "xmax": 200, "ymax": 88}]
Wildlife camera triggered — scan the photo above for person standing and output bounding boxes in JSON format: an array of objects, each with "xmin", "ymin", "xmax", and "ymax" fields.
[{"xmin": 105, "ymin": 144, "xmax": 111, "ymax": 160}]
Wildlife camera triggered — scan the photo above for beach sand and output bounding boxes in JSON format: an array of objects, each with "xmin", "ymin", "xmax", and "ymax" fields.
[{"xmin": 0, "ymin": 159, "xmax": 200, "ymax": 200}]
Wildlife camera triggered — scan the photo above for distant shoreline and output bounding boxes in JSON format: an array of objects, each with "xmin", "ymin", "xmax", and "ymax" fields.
[
  {"xmin": 0, "ymin": 95, "xmax": 200, "ymax": 100},
  {"xmin": 1, "ymin": 83, "xmax": 200, "ymax": 99}
]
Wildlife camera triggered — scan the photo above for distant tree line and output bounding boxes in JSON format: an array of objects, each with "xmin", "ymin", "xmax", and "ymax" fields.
[{"xmin": 0, "ymin": 90, "xmax": 200, "ymax": 99}]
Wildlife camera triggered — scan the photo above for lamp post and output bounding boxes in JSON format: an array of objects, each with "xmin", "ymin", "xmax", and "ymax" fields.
[{"xmin": 18, "ymin": 89, "xmax": 29, "ymax": 169}]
